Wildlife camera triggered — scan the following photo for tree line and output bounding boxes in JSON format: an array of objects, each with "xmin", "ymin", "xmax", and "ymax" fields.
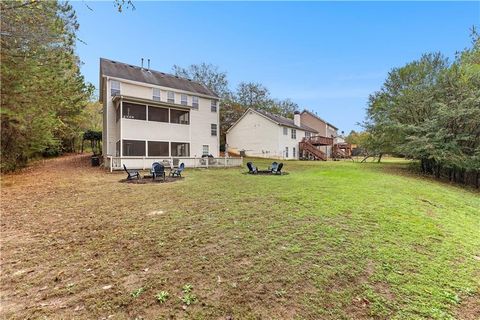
[
  {"xmin": 0, "ymin": 1, "xmax": 103, "ymax": 172},
  {"xmin": 172, "ymin": 63, "xmax": 299, "ymax": 149},
  {"xmin": 352, "ymin": 31, "xmax": 480, "ymax": 187}
]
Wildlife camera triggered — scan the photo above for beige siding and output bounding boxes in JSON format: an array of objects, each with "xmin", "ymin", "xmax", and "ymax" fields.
[
  {"xmin": 300, "ymin": 112, "xmax": 327, "ymax": 136},
  {"xmin": 103, "ymin": 77, "xmax": 219, "ymax": 159}
]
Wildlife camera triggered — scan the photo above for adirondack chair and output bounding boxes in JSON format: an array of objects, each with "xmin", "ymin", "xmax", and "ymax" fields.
[
  {"xmin": 170, "ymin": 162, "xmax": 185, "ymax": 177},
  {"xmin": 151, "ymin": 162, "xmax": 166, "ymax": 181},
  {"xmin": 270, "ymin": 162, "xmax": 278, "ymax": 173},
  {"xmin": 123, "ymin": 164, "xmax": 140, "ymax": 180},
  {"xmin": 272, "ymin": 162, "xmax": 283, "ymax": 175},
  {"xmin": 246, "ymin": 162, "xmax": 258, "ymax": 174}
]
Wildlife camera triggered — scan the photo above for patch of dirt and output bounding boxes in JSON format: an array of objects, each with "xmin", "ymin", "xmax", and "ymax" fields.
[{"xmin": 455, "ymin": 293, "xmax": 480, "ymax": 320}]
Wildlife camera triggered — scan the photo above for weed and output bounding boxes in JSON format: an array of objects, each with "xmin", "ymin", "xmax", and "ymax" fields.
[
  {"xmin": 155, "ymin": 291, "xmax": 169, "ymax": 304},
  {"xmin": 131, "ymin": 287, "xmax": 145, "ymax": 298},
  {"xmin": 181, "ymin": 284, "xmax": 197, "ymax": 305}
]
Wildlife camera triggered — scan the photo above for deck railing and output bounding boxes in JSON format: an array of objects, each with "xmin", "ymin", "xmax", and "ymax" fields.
[
  {"xmin": 303, "ymin": 135, "xmax": 334, "ymax": 146},
  {"xmin": 106, "ymin": 156, "xmax": 243, "ymax": 172}
]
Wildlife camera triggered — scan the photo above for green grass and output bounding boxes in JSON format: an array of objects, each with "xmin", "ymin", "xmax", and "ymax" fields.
[{"xmin": 1, "ymin": 156, "xmax": 479, "ymax": 319}]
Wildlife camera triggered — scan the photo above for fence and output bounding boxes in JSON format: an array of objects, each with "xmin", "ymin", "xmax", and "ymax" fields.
[{"xmin": 106, "ymin": 156, "xmax": 243, "ymax": 172}]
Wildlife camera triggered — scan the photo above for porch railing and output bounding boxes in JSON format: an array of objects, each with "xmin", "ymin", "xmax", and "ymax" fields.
[{"xmin": 106, "ymin": 156, "xmax": 243, "ymax": 172}]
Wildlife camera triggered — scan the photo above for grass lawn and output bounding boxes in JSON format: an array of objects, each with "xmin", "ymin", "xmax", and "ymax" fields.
[{"xmin": 1, "ymin": 155, "xmax": 479, "ymax": 319}]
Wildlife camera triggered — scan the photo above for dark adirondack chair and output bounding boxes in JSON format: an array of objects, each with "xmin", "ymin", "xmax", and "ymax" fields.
[
  {"xmin": 123, "ymin": 164, "xmax": 140, "ymax": 180},
  {"xmin": 170, "ymin": 162, "xmax": 185, "ymax": 177},
  {"xmin": 247, "ymin": 162, "xmax": 258, "ymax": 174},
  {"xmin": 270, "ymin": 162, "xmax": 278, "ymax": 173},
  {"xmin": 151, "ymin": 162, "xmax": 166, "ymax": 181},
  {"xmin": 273, "ymin": 162, "xmax": 283, "ymax": 175}
]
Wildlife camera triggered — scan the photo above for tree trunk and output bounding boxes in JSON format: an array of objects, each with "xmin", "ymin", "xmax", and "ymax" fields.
[{"xmin": 377, "ymin": 153, "xmax": 383, "ymax": 163}]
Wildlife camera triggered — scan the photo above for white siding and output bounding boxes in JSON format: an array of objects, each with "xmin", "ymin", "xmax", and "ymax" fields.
[
  {"xmin": 226, "ymin": 111, "xmax": 280, "ymax": 158},
  {"xmin": 102, "ymin": 77, "xmax": 219, "ymax": 160},
  {"xmin": 277, "ymin": 126, "xmax": 307, "ymax": 159},
  {"xmin": 227, "ymin": 110, "xmax": 310, "ymax": 159},
  {"xmin": 190, "ymin": 97, "xmax": 219, "ymax": 157}
]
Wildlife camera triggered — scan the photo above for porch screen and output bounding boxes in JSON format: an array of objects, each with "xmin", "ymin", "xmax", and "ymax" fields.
[
  {"xmin": 123, "ymin": 140, "xmax": 145, "ymax": 156},
  {"xmin": 148, "ymin": 106, "xmax": 169, "ymax": 122},
  {"xmin": 170, "ymin": 109, "xmax": 189, "ymax": 125},
  {"xmin": 148, "ymin": 141, "xmax": 169, "ymax": 157},
  {"xmin": 171, "ymin": 142, "xmax": 190, "ymax": 157},
  {"xmin": 123, "ymin": 102, "xmax": 146, "ymax": 120}
]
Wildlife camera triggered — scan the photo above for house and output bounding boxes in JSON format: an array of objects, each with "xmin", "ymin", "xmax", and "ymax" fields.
[
  {"xmin": 300, "ymin": 110, "xmax": 339, "ymax": 157},
  {"xmin": 100, "ymin": 58, "xmax": 222, "ymax": 169},
  {"xmin": 226, "ymin": 108, "xmax": 318, "ymax": 159}
]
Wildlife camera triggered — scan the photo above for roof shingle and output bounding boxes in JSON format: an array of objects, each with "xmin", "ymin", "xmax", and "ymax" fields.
[
  {"xmin": 255, "ymin": 109, "xmax": 318, "ymax": 132},
  {"xmin": 100, "ymin": 58, "xmax": 218, "ymax": 98}
]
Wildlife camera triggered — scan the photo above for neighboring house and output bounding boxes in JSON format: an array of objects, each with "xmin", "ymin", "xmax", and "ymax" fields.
[
  {"xmin": 100, "ymin": 58, "xmax": 220, "ymax": 169},
  {"xmin": 300, "ymin": 110, "xmax": 339, "ymax": 157},
  {"xmin": 226, "ymin": 108, "xmax": 317, "ymax": 159}
]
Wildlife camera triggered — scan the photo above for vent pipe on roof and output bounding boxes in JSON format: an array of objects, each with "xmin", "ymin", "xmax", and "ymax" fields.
[
  {"xmin": 141, "ymin": 58, "xmax": 144, "ymax": 69},
  {"xmin": 147, "ymin": 59, "xmax": 150, "ymax": 70}
]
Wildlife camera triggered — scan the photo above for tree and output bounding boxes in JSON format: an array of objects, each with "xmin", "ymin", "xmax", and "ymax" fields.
[
  {"xmin": 1, "ymin": 1, "xmax": 92, "ymax": 170},
  {"xmin": 364, "ymin": 32, "xmax": 480, "ymax": 186},
  {"xmin": 172, "ymin": 64, "xmax": 300, "ymax": 150},
  {"xmin": 172, "ymin": 63, "xmax": 231, "ymax": 98}
]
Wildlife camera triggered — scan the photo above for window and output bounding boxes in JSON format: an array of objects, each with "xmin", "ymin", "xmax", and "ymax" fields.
[
  {"xmin": 192, "ymin": 96, "xmax": 199, "ymax": 109},
  {"xmin": 181, "ymin": 94, "xmax": 188, "ymax": 105},
  {"xmin": 111, "ymin": 80, "xmax": 120, "ymax": 96},
  {"xmin": 285, "ymin": 147, "xmax": 289, "ymax": 158},
  {"xmin": 305, "ymin": 131, "xmax": 311, "ymax": 138},
  {"xmin": 167, "ymin": 91, "xmax": 175, "ymax": 103},
  {"xmin": 123, "ymin": 102, "xmax": 146, "ymax": 120},
  {"xmin": 211, "ymin": 123, "xmax": 217, "ymax": 136},
  {"xmin": 171, "ymin": 109, "xmax": 189, "ymax": 124},
  {"xmin": 148, "ymin": 141, "xmax": 169, "ymax": 157},
  {"xmin": 291, "ymin": 129, "xmax": 296, "ymax": 139},
  {"xmin": 283, "ymin": 127, "xmax": 288, "ymax": 135},
  {"xmin": 202, "ymin": 145, "xmax": 209, "ymax": 156},
  {"xmin": 122, "ymin": 140, "xmax": 145, "ymax": 156},
  {"xmin": 153, "ymin": 88, "xmax": 161, "ymax": 101},
  {"xmin": 148, "ymin": 106, "xmax": 169, "ymax": 122},
  {"xmin": 171, "ymin": 142, "xmax": 190, "ymax": 157},
  {"xmin": 211, "ymin": 100, "xmax": 217, "ymax": 112},
  {"xmin": 293, "ymin": 147, "xmax": 296, "ymax": 158}
]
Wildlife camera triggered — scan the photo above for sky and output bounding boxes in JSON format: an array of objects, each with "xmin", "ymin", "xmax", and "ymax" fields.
[{"xmin": 72, "ymin": 1, "xmax": 479, "ymax": 133}]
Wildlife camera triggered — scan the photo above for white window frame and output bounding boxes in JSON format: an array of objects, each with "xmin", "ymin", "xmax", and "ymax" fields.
[
  {"xmin": 291, "ymin": 129, "xmax": 296, "ymax": 139},
  {"xmin": 285, "ymin": 147, "xmax": 289, "ymax": 158},
  {"xmin": 167, "ymin": 91, "xmax": 175, "ymax": 103},
  {"xmin": 111, "ymin": 80, "xmax": 120, "ymax": 96},
  {"xmin": 181, "ymin": 94, "xmax": 188, "ymax": 105},
  {"xmin": 283, "ymin": 127, "xmax": 288, "ymax": 135},
  {"xmin": 192, "ymin": 96, "xmax": 199, "ymax": 110},
  {"xmin": 152, "ymin": 88, "xmax": 161, "ymax": 101},
  {"xmin": 202, "ymin": 145, "xmax": 209, "ymax": 156},
  {"xmin": 211, "ymin": 123, "xmax": 217, "ymax": 136},
  {"xmin": 293, "ymin": 147, "xmax": 296, "ymax": 158},
  {"xmin": 211, "ymin": 100, "xmax": 217, "ymax": 112}
]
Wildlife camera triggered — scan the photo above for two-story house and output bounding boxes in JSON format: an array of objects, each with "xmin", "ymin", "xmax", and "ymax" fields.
[
  {"xmin": 226, "ymin": 108, "xmax": 318, "ymax": 159},
  {"xmin": 300, "ymin": 110, "xmax": 339, "ymax": 157},
  {"xmin": 100, "ymin": 58, "xmax": 220, "ymax": 169}
]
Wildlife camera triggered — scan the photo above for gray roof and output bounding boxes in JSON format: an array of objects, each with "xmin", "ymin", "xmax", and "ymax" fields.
[
  {"xmin": 255, "ymin": 109, "xmax": 318, "ymax": 133},
  {"xmin": 100, "ymin": 58, "xmax": 218, "ymax": 98},
  {"xmin": 301, "ymin": 109, "xmax": 338, "ymax": 130}
]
